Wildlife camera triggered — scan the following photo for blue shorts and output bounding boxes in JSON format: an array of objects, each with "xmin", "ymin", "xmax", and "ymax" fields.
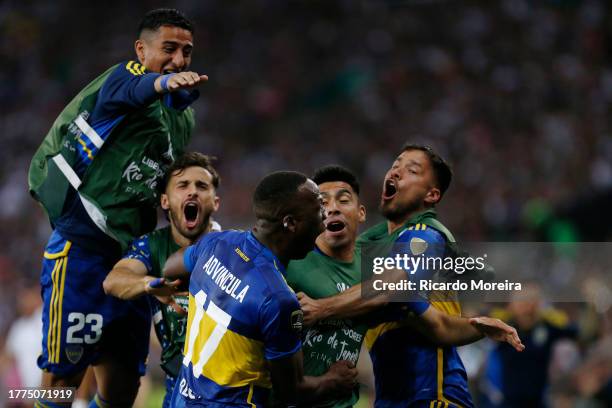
[
  {"xmin": 38, "ymin": 230, "xmax": 152, "ymax": 377},
  {"xmin": 164, "ymin": 375, "xmax": 185, "ymax": 408}
]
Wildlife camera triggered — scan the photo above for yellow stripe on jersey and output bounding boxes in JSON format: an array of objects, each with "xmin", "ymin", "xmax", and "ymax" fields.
[
  {"xmin": 44, "ymin": 241, "xmax": 71, "ymax": 363},
  {"xmin": 55, "ymin": 256, "xmax": 68, "ymax": 362},
  {"xmin": 364, "ymin": 321, "xmax": 408, "ymax": 350},
  {"xmin": 46, "ymin": 258, "xmax": 61, "ymax": 363},
  {"xmin": 430, "ymin": 290, "xmax": 461, "ymax": 317},
  {"xmin": 44, "ymin": 240, "xmax": 72, "ymax": 259},
  {"xmin": 436, "ymin": 348, "xmax": 465, "ymax": 408},
  {"xmin": 246, "ymin": 383, "xmax": 256, "ymax": 408},
  {"xmin": 126, "ymin": 61, "xmax": 144, "ymax": 76}
]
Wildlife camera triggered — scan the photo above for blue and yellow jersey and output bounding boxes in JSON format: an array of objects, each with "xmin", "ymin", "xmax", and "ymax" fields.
[
  {"xmin": 175, "ymin": 230, "xmax": 302, "ymax": 407},
  {"xmin": 364, "ymin": 223, "xmax": 474, "ymax": 408}
]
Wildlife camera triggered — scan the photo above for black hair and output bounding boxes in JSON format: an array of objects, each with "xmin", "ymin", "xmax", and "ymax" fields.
[
  {"xmin": 401, "ymin": 143, "xmax": 452, "ymax": 196},
  {"xmin": 253, "ymin": 171, "xmax": 308, "ymax": 219},
  {"xmin": 160, "ymin": 152, "xmax": 219, "ymax": 195},
  {"xmin": 137, "ymin": 8, "xmax": 194, "ymax": 38},
  {"xmin": 312, "ymin": 165, "xmax": 360, "ymax": 196}
]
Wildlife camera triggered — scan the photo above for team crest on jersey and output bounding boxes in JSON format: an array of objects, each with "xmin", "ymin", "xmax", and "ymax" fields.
[
  {"xmin": 290, "ymin": 310, "xmax": 304, "ymax": 334},
  {"xmin": 410, "ymin": 237, "xmax": 428, "ymax": 255},
  {"xmin": 66, "ymin": 345, "xmax": 84, "ymax": 364}
]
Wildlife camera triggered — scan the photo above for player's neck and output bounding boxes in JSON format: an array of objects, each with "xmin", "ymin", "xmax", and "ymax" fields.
[
  {"xmin": 386, "ymin": 206, "xmax": 429, "ymax": 234},
  {"xmin": 316, "ymin": 236, "xmax": 354, "ymax": 262},
  {"xmin": 251, "ymin": 227, "xmax": 290, "ymax": 268}
]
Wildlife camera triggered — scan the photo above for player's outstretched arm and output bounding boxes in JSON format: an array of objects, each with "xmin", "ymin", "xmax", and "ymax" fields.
[
  {"xmin": 409, "ymin": 307, "xmax": 525, "ymax": 351},
  {"xmin": 269, "ymin": 350, "xmax": 357, "ymax": 406},
  {"xmin": 103, "ymin": 258, "xmax": 181, "ymax": 300},
  {"xmin": 298, "ymin": 267, "xmax": 407, "ymax": 326},
  {"xmin": 154, "ymin": 71, "xmax": 208, "ymax": 93}
]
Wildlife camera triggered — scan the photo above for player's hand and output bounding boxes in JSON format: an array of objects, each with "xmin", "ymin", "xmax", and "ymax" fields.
[
  {"xmin": 145, "ymin": 277, "xmax": 182, "ymax": 297},
  {"xmin": 326, "ymin": 360, "xmax": 358, "ymax": 395},
  {"xmin": 161, "ymin": 71, "xmax": 208, "ymax": 92},
  {"xmin": 469, "ymin": 316, "xmax": 525, "ymax": 352},
  {"xmin": 297, "ymin": 292, "xmax": 326, "ymax": 326}
]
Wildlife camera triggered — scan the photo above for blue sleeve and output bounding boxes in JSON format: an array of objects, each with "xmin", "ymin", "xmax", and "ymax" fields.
[
  {"xmin": 93, "ymin": 61, "xmax": 161, "ymax": 121},
  {"xmin": 183, "ymin": 232, "xmax": 219, "ymax": 273},
  {"xmin": 259, "ymin": 291, "xmax": 302, "ymax": 360},
  {"xmin": 123, "ymin": 235, "xmax": 153, "ymax": 273},
  {"xmin": 183, "ymin": 246, "xmax": 196, "ymax": 273},
  {"xmin": 393, "ymin": 226, "xmax": 447, "ymax": 278},
  {"xmin": 389, "ymin": 225, "xmax": 448, "ymax": 315}
]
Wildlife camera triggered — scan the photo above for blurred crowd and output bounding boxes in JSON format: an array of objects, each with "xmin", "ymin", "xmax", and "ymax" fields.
[{"xmin": 0, "ymin": 0, "xmax": 610, "ymax": 406}]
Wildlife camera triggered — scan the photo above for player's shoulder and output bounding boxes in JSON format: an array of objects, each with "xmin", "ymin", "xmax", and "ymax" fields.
[
  {"xmin": 396, "ymin": 223, "xmax": 446, "ymax": 244},
  {"xmin": 110, "ymin": 60, "xmax": 148, "ymax": 78},
  {"xmin": 100, "ymin": 60, "xmax": 149, "ymax": 89},
  {"xmin": 144, "ymin": 225, "xmax": 173, "ymax": 242}
]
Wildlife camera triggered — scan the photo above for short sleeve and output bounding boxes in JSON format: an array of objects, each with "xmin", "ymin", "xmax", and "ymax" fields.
[
  {"xmin": 184, "ymin": 246, "xmax": 197, "ymax": 273},
  {"xmin": 184, "ymin": 232, "xmax": 220, "ymax": 273},
  {"xmin": 393, "ymin": 226, "xmax": 447, "ymax": 278},
  {"xmin": 259, "ymin": 291, "xmax": 302, "ymax": 360},
  {"xmin": 391, "ymin": 226, "xmax": 447, "ymax": 315},
  {"xmin": 124, "ymin": 235, "xmax": 153, "ymax": 273}
]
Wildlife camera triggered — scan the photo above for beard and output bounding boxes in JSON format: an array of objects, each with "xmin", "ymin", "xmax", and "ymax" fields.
[
  {"xmin": 168, "ymin": 210, "xmax": 209, "ymax": 241},
  {"xmin": 379, "ymin": 197, "xmax": 420, "ymax": 224}
]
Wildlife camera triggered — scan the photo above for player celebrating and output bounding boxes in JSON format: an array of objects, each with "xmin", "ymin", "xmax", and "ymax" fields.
[
  {"xmin": 299, "ymin": 144, "xmax": 524, "ymax": 408},
  {"xmin": 102, "ymin": 152, "xmax": 220, "ymax": 408},
  {"xmin": 164, "ymin": 171, "xmax": 358, "ymax": 407},
  {"xmin": 286, "ymin": 165, "xmax": 369, "ymax": 408},
  {"xmin": 28, "ymin": 8, "xmax": 206, "ymax": 407}
]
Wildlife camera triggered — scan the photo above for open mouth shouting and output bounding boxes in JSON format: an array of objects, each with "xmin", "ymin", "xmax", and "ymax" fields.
[
  {"xmin": 382, "ymin": 178, "xmax": 398, "ymax": 201},
  {"xmin": 325, "ymin": 218, "xmax": 347, "ymax": 237},
  {"xmin": 183, "ymin": 201, "xmax": 201, "ymax": 230}
]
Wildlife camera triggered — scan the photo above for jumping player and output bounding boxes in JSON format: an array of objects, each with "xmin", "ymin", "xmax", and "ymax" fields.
[{"xmin": 28, "ymin": 9, "xmax": 206, "ymax": 407}]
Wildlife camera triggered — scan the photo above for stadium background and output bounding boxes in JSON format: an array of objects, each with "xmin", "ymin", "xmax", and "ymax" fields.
[{"xmin": 0, "ymin": 0, "xmax": 610, "ymax": 406}]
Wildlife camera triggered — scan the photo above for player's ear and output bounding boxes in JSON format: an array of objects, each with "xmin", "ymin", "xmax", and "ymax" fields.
[
  {"xmin": 212, "ymin": 195, "xmax": 220, "ymax": 212},
  {"xmin": 424, "ymin": 187, "xmax": 441, "ymax": 206},
  {"xmin": 160, "ymin": 193, "xmax": 170, "ymax": 210},
  {"xmin": 281, "ymin": 215, "xmax": 297, "ymax": 233},
  {"xmin": 358, "ymin": 204, "xmax": 366, "ymax": 224},
  {"xmin": 135, "ymin": 39, "xmax": 146, "ymax": 64}
]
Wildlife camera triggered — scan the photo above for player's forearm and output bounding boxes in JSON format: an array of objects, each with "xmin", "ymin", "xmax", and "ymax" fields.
[
  {"xmin": 419, "ymin": 309, "xmax": 484, "ymax": 346},
  {"xmin": 317, "ymin": 284, "xmax": 388, "ymax": 321},
  {"xmin": 295, "ymin": 374, "xmax": 342, "ymax": 405},
  {"xmin": 102, "ymin": 267, "xmax": 151, "ymax": 300}
]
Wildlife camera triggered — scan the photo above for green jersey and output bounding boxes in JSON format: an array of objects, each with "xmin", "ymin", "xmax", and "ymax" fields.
[
  {"xmin": 29, "ymin": 61, "xmax": 195, "ymax": 252},
  {"xmin": 286, "ymin": 247, "xmax": 368, "ymax": 408},
  {"xmin": 124, "ymin": 226, "xmax": 187, "ymax": 377}
]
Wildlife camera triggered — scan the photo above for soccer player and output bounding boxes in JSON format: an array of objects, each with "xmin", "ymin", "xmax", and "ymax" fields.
[
  {"xmin": 102, "ymin": 152, "xmax": 220, "ymax": 408},
  {"xmin": 28, "ymin": 8, "xmax": 206, "ymax": 407},
  {"xmin": 286, "ymin": 165, "xmax": 368, "ymax": 408},
  {"xmin": 164, "ymin": 171, "xmax": 358, "ymax": 407},
  {"xmin": 299, "ymin": 144, "xmax": 524, "ymax": 408}
]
